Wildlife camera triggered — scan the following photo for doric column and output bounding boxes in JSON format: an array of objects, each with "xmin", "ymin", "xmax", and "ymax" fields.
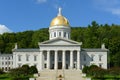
[
  {"xmin": 54, "ymin": 51, "xmax": 58, "ymax": 70},
  {"xmin": 47, "ymin": 51, "xmax": 50, "ymax": 69},
  {"xmin": 77, "ymin": 50, "xmax": 80, "ymax": 69},
  {"xmin": 62, "ymin": 50, "xmax": 66, "ymax": 69},
  {"xmin": 40, "ymin": 51, "xmax": 43, "ymax": 70},
  {"xmin": 70, "ymin": 51, "xmax": 73, "ymax": 69}
]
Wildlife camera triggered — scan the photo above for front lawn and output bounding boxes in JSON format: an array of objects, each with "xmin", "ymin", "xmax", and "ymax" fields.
[{"xmin": 0, "ymin": 73, "xmax": 11, "ymax": 80}]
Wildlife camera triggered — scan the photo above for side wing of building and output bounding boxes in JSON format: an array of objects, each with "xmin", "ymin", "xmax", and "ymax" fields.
[
  {"xmin": 0, "ymin": 53, "xmax": 13, "ymax": 71},
  {"xmin": 80, "ymin": 48, "xmax": 108, "ymax": 69},
  {"xmin": 12, "ymin": 49, "xmax": 41, "ymax": 71}
]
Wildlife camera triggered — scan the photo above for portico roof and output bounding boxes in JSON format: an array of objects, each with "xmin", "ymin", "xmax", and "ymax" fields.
[{"xmin": 39, "ymin": 37, "xmax": 82, "ymax": 46}]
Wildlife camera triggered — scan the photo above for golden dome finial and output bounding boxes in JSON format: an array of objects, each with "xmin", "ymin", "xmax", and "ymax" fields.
[{"xmin": 58, "ymin": 7, "xmax": 62, "ymax": 16}]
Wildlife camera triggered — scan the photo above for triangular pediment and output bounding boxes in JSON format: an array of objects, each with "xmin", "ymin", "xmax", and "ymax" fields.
[{"xmin": 39, "ymin": 37, "xmax": 82, "ymax": 45}]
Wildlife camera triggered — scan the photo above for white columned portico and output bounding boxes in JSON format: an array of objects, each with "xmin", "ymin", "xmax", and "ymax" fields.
[
  {"xmin": 77, "ymin": 50, "xmax": 80, "ymax": 69},
  {"xmin": 47, "ymin": 51, "xmax": 50, "ymax": 69},
  {"xmin": 62, "ymin": 50, "xmax": 66, "ymax": 69},
  {"xmin": 54, "ymin": 51, "xmax": 58, "ymax": 70},
  {"xmin": 70, "ymin": 51, "xmax": 73, "ymax": 69}
]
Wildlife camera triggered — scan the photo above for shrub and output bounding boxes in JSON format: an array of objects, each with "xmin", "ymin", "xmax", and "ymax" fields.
[
  {"xmin": 82, "ymin": 66, "xmax": 89, "ymax": 74},
  {"xmin": 21, "ymin": 65, "xmax": 30, "ymax": 75},
  {"xmin": 0, "ymin": 68, "xmax": 4, "ymax": 74},
  {"xmin": 29, "ymin": 66, "xmax": 38, "ymax": 74}
]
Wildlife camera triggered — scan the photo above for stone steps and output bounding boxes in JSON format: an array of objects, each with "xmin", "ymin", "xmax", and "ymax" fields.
[{"xmin": 36, "ymin": 70, "xmax": 86, "ymax": 80}]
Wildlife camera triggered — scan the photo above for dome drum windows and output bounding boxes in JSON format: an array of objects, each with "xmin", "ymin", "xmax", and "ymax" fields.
[{"xmin": 54, "ymin": 32, "xmax": 56, "ymax": 37}]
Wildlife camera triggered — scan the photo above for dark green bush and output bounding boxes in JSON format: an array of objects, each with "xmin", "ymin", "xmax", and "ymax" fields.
[
  {"xmin": 82, "ymin": 66, "xmax": 89, "ymax": 73},
  {"xmin": 29, "ymin": 66, "xmax": 38, "ymax": 74},
  {"xmin": 9, "ymin": 64, "xmax": 37, "ymax": 80},
  {"xmin": 0, "ymin": 68, "xmax": 4, "ymax": 74}
]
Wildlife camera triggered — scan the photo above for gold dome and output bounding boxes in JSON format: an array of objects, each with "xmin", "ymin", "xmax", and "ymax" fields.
[{"xmin": 50, "ymin": 8, "xmax": 70, "ymax": 27}]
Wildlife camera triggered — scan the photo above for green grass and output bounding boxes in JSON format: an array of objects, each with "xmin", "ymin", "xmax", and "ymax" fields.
[
  {"xmin": 0, "ymin": 74, "xmax": 11, "ymax": 80},
  {"xmin": 0, "ymin": 73, "xmax": 33, "ymax": 80},
  {"xmin": 91, "ymin": 75, "xmax": 120, "ymax": 80}
]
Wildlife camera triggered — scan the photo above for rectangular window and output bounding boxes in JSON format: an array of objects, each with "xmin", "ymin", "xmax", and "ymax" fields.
[
  {"xmin": 7, "ymin": 61, "xmax": 10, "ymax": 65},
  {"xmin": 64, "ymin": 32, "xmax": 66, "ymax": 37},
  {"xmin": 44, "ymin": 64, "xmax": 46, "ymax": 68},
  {"xmin": 2, "ymin": 62, "xmax": 4, "ymax": 65},
  {"xmin": 26, "ymin": 55, "xmax": 29, "ymax": 61},
  {"xmin": 99, "ymin": 64, "xmax": 102, "ymax": 68},
  {"xmin": 34, "ymin": 64, "xmax": 37, "ymax": 67},
  {"xmin": 54, "ymin": 32, "xmax": 56, "ymax": 37},
  {"xmin": 8, "ymin": 57, "xmax": 10, "ymax": 60},
  {"xmin": 84, "ymin": 55, "xmax": 86, "ymax": 61},
  {"xmin": 5, "ymin": 62, "xmax": 7, "ymax": 65},
  {"xmin": 18, "ymin": 55, "xmax": 21, "ymax": 61},
  {"xmin": 59, "ymin": 32, "xmax": 61, "ymax": 36},
  {"xmin": 18, "ymin": 63, "xmax": 22, "ymax": 67},
  {"xmin": 99, "ymin": 55, "xmax": 102, "ymax": 61},
  {"xmin": 68, "ymin": 34, "xmax": 69, "ymax": 38},
  {"xmin": 91, "ymin": 55, "xmax": 94, "ymax": 61},
  {"xmin": 34, "ymin": 55, "xmax": 37, "ymax": 61}
]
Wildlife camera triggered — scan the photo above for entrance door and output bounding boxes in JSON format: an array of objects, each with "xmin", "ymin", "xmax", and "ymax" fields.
[{"xmin": 58, "ymin": 62, "xmax": 62, "ymax": 69}]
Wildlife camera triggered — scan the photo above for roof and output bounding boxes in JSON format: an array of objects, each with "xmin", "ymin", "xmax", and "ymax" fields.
[
  {"xmin": 39, "ymin": 37, "xmax": 82, "ymax": 45},
  {"xmin": 82, "ymin": 48, "xmax": 109, "ymax": 52},
  {"xmin": 13, "ymin": 48, "xmax": 40, "ymax": 52},
  {"xmin": 0, "ymin": 53, "xmax": 13, "ymax": 56}
]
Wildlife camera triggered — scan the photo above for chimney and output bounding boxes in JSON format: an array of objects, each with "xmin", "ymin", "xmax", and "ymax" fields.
[
  {"xmin": 15, "ymin": 43, "xmax": 18, "ymax": 49},
  {"xmin": 101, "ymin": 43, "xmax": 105, "ymax": 49}
]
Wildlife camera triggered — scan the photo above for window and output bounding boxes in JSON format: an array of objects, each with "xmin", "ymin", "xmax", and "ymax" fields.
[
  {"xmin": 8, "ymin": 57, "xmax": 10, "ymax": 60},
  {"xmin": 74, "ymin": 64, "xmax": 76, "ymax": 68},
  {"xmin": 2, "ymin": 62, "xmax": 4, "ymax": 65},
  {"xmin": 34, "ymin": 55, "xmax": 37, "ymax": 61},
  {"xmin": 99, "ymin": 64, "xmax": 102, "ymax": 68},
  {"xmin": 54, "ymin": 32, "xmax": 56, "ymax": 37},
  {"xmin": 8, "ymin": 61, "xmax": 10, "ymax": 65},
  {"xmin": 34, "ymin": 64, "xmax": 37, "ymax": 67},
  {"xmin": 2, "ymin": 67, "xmax": 4, "ymax": 70},
  {"xmin": 59, "ymin": 32, "xmax": 61, "ymax": 37},
  {"xmin": 99, "ymin": 55, "xmax": 102, "ymax": 61},
  {"xmin": 50, "ymin": 33, "xmax": 52, "ymax": 38},
  {"xmin": 59, "ymin": 57, "xmax": 61, "ymax": 61},
  {"xmin": 91, "ymin": 55, "xmax": 94, "ymax": 61},
  {"xmin": 5, "ymin": 67, "xmax": 7, "ymax": 71},
  {"xmin": 83, "ymin": 55, "xmax": 86, "ymax": 61},
  {"xmin": 26, "ymin": 55, "xmax": 29, "ymax": 61},
  {"xmin": 44, "ymin": 64, "xmax": 47, "ymax": 68},
  {"xmin": 5, "ymin": 62, "xmax": 7, "ymax": 65},
  {"xmin": 18, "ymin": 55, "xmax": 21, "ymax": 61},
  {"xmin": 18, "ymin": 63, "xmax": 22, "ymax": 67},
  {"xmin": 8, "ymin": 67, "xmax": 10, "ymax": 70},
  {"xmin": 68, "ymin": 34, "xmax": 70, "ymax": 38},
  {"xmin": 64, "ymin": 32, "xmax": 66, "ymax": 37}
]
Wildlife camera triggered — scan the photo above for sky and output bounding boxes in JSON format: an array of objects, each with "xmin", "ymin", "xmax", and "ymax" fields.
[{"xmin": 0, "ymin": 0, "xmax": 120, "ymax": 34}]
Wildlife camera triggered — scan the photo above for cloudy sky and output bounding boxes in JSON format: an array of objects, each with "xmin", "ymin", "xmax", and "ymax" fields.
[{"xmin": 0, "ymin": 0, "xmax": 120, "ymax": 33}]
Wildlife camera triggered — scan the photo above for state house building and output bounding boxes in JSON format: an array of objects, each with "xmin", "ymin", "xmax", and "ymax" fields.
[{"xmin": 0, "ymin": 8, "xmax": 108, "ymax": 72}]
